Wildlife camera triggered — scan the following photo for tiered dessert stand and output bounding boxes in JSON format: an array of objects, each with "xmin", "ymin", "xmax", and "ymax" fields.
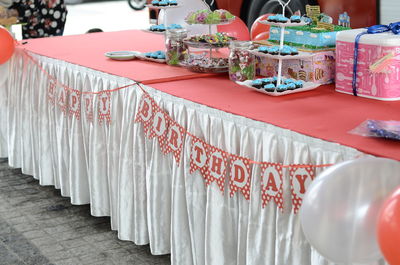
[{"xmin": 145, "ymin": 3, "xmax": 183, "ymax": 34}]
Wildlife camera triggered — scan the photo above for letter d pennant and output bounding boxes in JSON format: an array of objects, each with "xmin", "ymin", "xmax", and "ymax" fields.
[
  {"xmin": 289, "ymin": 165, "xmax": 315, "ymax": 214},
  {"xmin": 229, "ymin": 155, "xmax": 252, "ymax": 200}
]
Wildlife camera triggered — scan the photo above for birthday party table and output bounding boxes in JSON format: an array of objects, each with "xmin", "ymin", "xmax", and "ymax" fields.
[{"xmin": 0, "ymin": 30, "xmax": 398, "ymax": 265}]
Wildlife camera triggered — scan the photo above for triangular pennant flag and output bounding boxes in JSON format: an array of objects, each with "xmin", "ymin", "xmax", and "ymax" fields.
[
  {"xmin": 148, "ymin": 106, "xmax": 170, "ymax": 153},
  {"xmin": 229, "ymin": 155, "xmax": 252, "ymax": 200},
  {"xmin": 205, "ymin": 146, "xmax": 228, "ymax": 192},
  {"xmin": 57, "ymin": 86, "xmax": 69, "ymax": 115},
  {"xmin": 47, "ymin": 78, "xmax": 56, "ymax": 106},
  {"xmin": 164, "ymin": 120, "xmax": 185, "ymax": 165},
  {"xmin": 261, "ymin": 162, "xmax": 284, "ymax": 211},
  {"xmin": 82, "ymin": 94, "xmax": 94, "ymax": 122},
  {"xmin": 98, "ymin": 91, "xmax": 111, "ymax": 124},
  {"xmin": 289, "ymin": 165, "xmax": 316, "ymax": 214},
  {"xmin": 189, "ymin": 137, "xmax": 209, "ymax": 178},
  {"xmin": 135, "ymin": 94, "xmax": 156, "ymax": 136},
  {"xmin": 69, "ymin": 89, "xmax": 81, "ymax": 120}
]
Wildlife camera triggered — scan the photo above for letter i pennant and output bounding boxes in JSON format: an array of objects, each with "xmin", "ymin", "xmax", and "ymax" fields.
[
  {"xmin": 204, "ymin": 146, "xmax": 228, "ymax": 192},
  {"xmin": 260, "ymin": 163, "xmax": 283, "ymax": 211},
  {"xmin": 164, "ymin": 120, "xmax": 185, "ymax": 166},
  {"xmin": 289, "ymin": 165, "xmax": 315, "ymax": 214},
  {"xmin": 229, "ymin": 155, "xmax": 252, "ymax": 200},
  {"xmin": 135, "ymin": 93, "xmax": 155, "ymax": 136},
  {"xmin": 147, "ymin": 104, "xmax": 169, "ymax": 154},
  {"xmin": 47, "ymin": 78, "xmax": 56, "ymax": 105},
  {"xmin": 98, "ymin": 91, "xmax": 111, "ymax": 124},
  {"xmin": 69, "ymin": 89, "xmax": 81, "ymax": 120},
  {"xmin": 189, "ymin": 136, "xmax": 209, "ymax": 177}
]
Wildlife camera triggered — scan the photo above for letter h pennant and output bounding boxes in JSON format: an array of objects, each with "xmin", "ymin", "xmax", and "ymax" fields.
[
  {"xmin": 204, "ymin": 145, "xmax": 228, "ymax": 193},
  {"xmin": 47, "ymin": 78, "xmax": 56, "ymax": 106},
  {"xmin": 229, "ymin": 155, "xmax": 252, "ymax": 200},
  {"xmin": 289, "ymin": 165, "xmax": 315, "ymax": 214},
  {"xmin": 261, "ymin": 162, "xmax": 284, "ymax": 211}
]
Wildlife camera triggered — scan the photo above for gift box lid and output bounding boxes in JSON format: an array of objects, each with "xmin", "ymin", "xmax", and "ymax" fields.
[{"xmin": 336, "ymin": 28, "xmax": 400, "ymax": 46}]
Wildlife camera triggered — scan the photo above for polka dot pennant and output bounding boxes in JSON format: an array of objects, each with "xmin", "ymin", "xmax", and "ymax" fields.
[
  {"xmin": 147, "ymin": 107, "xmax": 170, "ymax": 155},
  {"xmin": 68, "ymin": 89, "xmax": 81, "ymax": 120},
  {"xmin": 204, "ymin": 146, "xmax": 228, "ymax": 193},
  {"xmin": 229, "ymin": 155, "xmax": 252, "ymax": 200},
  {"xmin": 260, "ymin": 163, "xmax": 284, "ymax": 211},
  {"xmin": 289, "ymin": 165, "xmax": 315, "ymax": 214},
  {"xmin": 98, "ymin": 91, "xmax": 111, "ymax": 125},
  {"xmin": 134, "ymin": 94, "xmax": 155, "ymax": 137},
  {"xmin": 189, "ymin": 137, "xmax": 209, "ymax": 176},
  {"xmin": 47, "ymin": 78, "xmax": 56, "ymax": 106},
  {"xmin": 57, "ymin": 86, "xmax": 69, "ymax": 115},
  {"xmin": 82, "ymin": 94, "xmax": 94, "ymax": 123},
  {"xmin": 164, "ymin": 121, "xmax": 186, "ymax": 166}
]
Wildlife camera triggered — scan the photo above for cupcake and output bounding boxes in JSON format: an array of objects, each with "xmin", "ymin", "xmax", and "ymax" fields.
[
  {"xmin": 287, "ymin": 83, "xmax": 297, "ymax": 90},
  {"xmin": 294, "ymin": 80, "xmax": 304, "ymax": 88},
  {"xmin": 252, "ymin": 79, "xmax": 263, "ymax": 89},
  {"xmin": 267, "ymin": 15, "xmax": 277, "ymax": 22},
  {"xmin": 264, "ymin": 84, "xmax": 276, "ymax": 92},
  {"xmin": 151, "ymin": 0, "xmax": 159, "ymax": 6},
  {"xmin": 276, "ymin": 84, "xmax": 288, "ymax": 92},
  {"xmin": 258, "ymin": 46, "xmax": 269, "ymax": 53},
  {"xmin": 269, "ymin": 46, "xmax": 279, "ymax": 55},
  {"xmin": 158, "ymin": 0, "xmax": 168, "ymax": 6},
  {"xmin": 284, "ymin": 78, "xmax": 294, "ymax": 84},
  {"xmin": 262, "ymin": 78, "xmax": 273, "ymax": 85},
  {"xmin": 290, "ymin": 15, "xmax": 301, "ymax": 23},
  {"xmin": 290, "ymin": 47, "xmax": 299, "ymax": 55},
  {"xmin": 280, "ymin": 46, "xmax": 292, "ymax": 56},
  {"xmin": 276, "ymin": 14, "xmax": 288, "ymax": 23},
  {"xmin": 168, "ymin": 0, "xmax": 178, "ymax": 5}
]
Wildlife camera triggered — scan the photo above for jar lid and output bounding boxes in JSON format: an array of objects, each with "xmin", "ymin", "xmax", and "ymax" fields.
[
  {"xmin": 229, "ymin": 40, "xmax": 254, "ymax": 50},
  {"xmin": 166, "ymin": 28, "xmax": 188, "ymax": 38}
]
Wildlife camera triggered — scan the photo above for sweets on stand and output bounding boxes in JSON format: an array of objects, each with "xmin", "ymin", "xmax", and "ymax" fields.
[
  {"xmin": 183, "ymin": 54, "xmax": 228, "ymax": 73},
  {"xmin": 229, "ymin": 41, "xmax": 256, "ymax": 81},
  {"xmin": 184, "ymin": 32, "xmax": 235, "ymax": 47},
  {"xmin": 165, "ymin": 29, "xmax": 188, "ymax": 66},
  {"xmin": 185, "ymin": 9, "xmax": 235, "ymax": 24}
]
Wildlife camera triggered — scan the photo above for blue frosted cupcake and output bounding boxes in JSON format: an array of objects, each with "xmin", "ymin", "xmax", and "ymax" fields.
[
  {"xmin": 294, "ymin": 80, "xmax": 304, "ymax": 88},
  {"xmin": 284, "ymin": 78, "xmax": 293, "ymax": 84},
  {"xmin": 276, "ymin": 14, "xmax": 288, "ymax": 23},
  {"xmin": 269, "ymin": 46, "xmax": 279, "ymax": 55},
  {"xmin": 280, "ymin": 46, "xmax": 292, "ymax": 56},
  {"xmin": 151, "ymin": 0, "xmax": 160, "ymax": 6},
  {"xmin": 252, "ymin": 79, "xmax": 263, "ymax": 89},
  {"xmin": 276, "ymin": 84, "xmax": 288, "ymax": 92},
  {"xmin": 158, "ymin": 0, "xmax": 168, "ymax": 6},
  {"xmin": 290, "ymin": 15, "xmax": 301, "ymax": 23},
  {"xmin": 168, "ymin": 0, "xmax": 178, "ymax": 5},
  {"xmin": 264, "ymin": 83, "xmax": 276, "ymax": 92},
  {"xmin": 258, "ymin": 46, "xmax": 269, "ymax": 53},
  {"xmin": 267, "ymin": 15, "xmax": 278, "ymax": 22},
  {"xmin": 287, "ymin": 83, "xmax": 296, "ymax": 90},
  {"xmin": 262, "ymin": 78, "xmax": 273, "ymax": 85}
]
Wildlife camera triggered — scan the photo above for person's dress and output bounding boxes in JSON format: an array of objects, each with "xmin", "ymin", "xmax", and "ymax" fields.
[{"xmin": 10, "ymin": 0, "xmax": 67, "ymax": 39}]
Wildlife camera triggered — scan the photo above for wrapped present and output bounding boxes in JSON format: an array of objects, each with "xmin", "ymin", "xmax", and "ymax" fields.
[
  {"xmin": 335, "ymin": 25, "xmax": 400, "ymax": 101},
  {"xmin": 256, "ymin": 50, "xmax": 335, "ymax": 85}
]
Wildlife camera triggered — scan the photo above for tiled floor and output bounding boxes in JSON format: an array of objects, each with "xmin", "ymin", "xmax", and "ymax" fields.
[{"xmin": 0, "ymin": 158, "xmax": 171, "ymax": 265}]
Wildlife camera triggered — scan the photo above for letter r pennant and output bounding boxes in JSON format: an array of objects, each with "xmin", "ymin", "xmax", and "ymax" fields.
[{"xmin": 289, "ymin": 165, "xmax": 315, "ymax": 214}]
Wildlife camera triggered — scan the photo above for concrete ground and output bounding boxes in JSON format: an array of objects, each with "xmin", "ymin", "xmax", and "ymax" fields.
[{"xmin": 0, "ymin": 158, "xmax": 171, "ymax": 265}]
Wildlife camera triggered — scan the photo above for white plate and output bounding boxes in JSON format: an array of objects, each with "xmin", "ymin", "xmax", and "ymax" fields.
[
  {"xmin": 251, "ymin": 50, "xmax": 315, "ymax": 60},
  {"xmin": 258, "ymin": 20, "xmax": 307, "ymax": 27},
  {"xmin": 104, "ymin": 51, "xmax": 138, "ymax": 61},
  {"xmin": 135, "ymin": 52, "xmax": 166, "ymax": 63},
  {"xmin": 236, "ymin": 80, "xmax": 320, "ymax": 96},
  {"xmin": 146, "ymin": 4, "xmax": 182, "ymax": 9},
  {"xmin": 142, "ymin": 29, "xmax": 165, "ymax": 34}
]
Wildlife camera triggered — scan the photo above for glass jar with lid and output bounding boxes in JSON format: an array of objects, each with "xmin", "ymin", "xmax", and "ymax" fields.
[
  {"xmin": 228, "ymin": 41, "xmax": 255, "ymax": 82},
  {"xmin": 165, "ymin": 28, "xmax": 189, "ymax": 66}
]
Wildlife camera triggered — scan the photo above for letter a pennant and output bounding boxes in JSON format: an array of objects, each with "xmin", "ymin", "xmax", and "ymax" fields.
[
  {"xmin": 69, "ymin": 89, "xmax": 81, "ymax": 120},
  {"xmin": 189, "ymin": 136, "xmax": 209, "ymax": 177},
  {"xmin": 82, "ymin": 94, "xmax": 94, "ymax": 122},
  {"xmin": 229, "ymin": 155, "xmax": 252, "ymax": 200},
  {"xmin": 289, "ymin": 165, "xmax": 315, "ymax": 214},
  {"xmin": 148, "ymin": 105, "xmax": 170, "ymax": 154},
  {"xmin": 47, "ymin": 78, "xmax": 56, "ymax": 106},
  {"xmin": 98, "ymin": 91, "xmax": 111, "ymax": 124},
  {"xmin": 134, "ymin": 93, "xmax": 155, "ymax": 136},
  {"xmin": 260, "ymin": 163, "xmax": 283, "ymax": 211},
  {"xmin": 164, "ymin": 120, "xmax": 185, "ymax": 166},
  {"xmin": 204, "ymin": 146, "xmax": 228, "ymax": 193},
  {"xmin": 57, "ymin": 86, "xmax": 69, "ymax": 115}
]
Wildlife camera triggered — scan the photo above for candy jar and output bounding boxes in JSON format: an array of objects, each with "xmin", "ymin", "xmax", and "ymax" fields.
[
  {"xmin": 165, "ymin": 28, "xmax": 188, "ymax": 66},
  {"xmin": 228, "ymin": 41, "xmax": 255, "ymax": 82}
]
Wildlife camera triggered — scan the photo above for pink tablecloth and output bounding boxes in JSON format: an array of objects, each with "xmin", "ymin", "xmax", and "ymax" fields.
[
  {"xmin": 20, "ymin": 30, "xmax": 218, "ymax": 84},
  {"xmin": 150, "ymin": 76, "xmax": 400, "ymax": 161}
]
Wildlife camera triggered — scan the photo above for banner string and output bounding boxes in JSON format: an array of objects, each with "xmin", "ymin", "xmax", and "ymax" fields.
[{"xmin": 22, "ymin": 48, "xmax": 334, "ymax": 170}]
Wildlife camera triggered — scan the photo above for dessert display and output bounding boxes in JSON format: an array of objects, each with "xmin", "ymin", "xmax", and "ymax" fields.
[
  {"xmin": 181, "ymin": 54, "xmax": 228, "ymax": 73},
  {"xmin": 184, "ymin": 32, "xmax": 235, "ymax": 48},
  {"xmin": 185, "ymin": 9, "xmax": 235, "ymax": 25},
  {"xmin": 267, "ymin": 14, "xmax": 289, "ymax": 23},
  {"xmin": 165, "ymin": 28, "xmax": 188, "ymax": 66},
  {"xmin": 150, "ymin": 0, "xmax": 178, "ymax": 7},
  {"xmin": 229, "ymin": 41, "xmax": 256, "ymax": 82},
  {"xmin": 149, "ymin": 23, "xmax": 183, "ymax": 32},
  {"xmin": 257, "ymin": 45, "xmax": 299, "ymax": 56}
]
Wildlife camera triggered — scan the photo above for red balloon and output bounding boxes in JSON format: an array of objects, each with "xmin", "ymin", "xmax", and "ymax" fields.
[
  {"xmin": 0, "ymin": 26, "xmax": 15, "ymax": 64},
  {"xmin": 217, "ymin": 17, "xmax": 250, "ymax": 41},
  {"xmin": 253, "ymin": 31, "xmax": 270, "ymax": 41},
  {"xmin": 250, "ymin": 13, "xmax": 274, "ymax": 40},
  {"xmin": 377, "ymin": 186, "xmax": 400, "ymax": 265}
]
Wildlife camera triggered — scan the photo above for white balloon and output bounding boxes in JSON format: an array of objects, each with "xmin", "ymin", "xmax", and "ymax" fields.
[
  {"xmin": 0, "ymin": 61, "xmax": 9, "ymax": 86},
  {"xmin": 300, "ymin": 157, "xmax": 400, "ymax": 264}
]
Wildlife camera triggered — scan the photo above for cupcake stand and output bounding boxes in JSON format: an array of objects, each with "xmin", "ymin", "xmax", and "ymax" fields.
[
  {"xmin": 145, "ymin": 3, "xmax": 183, "ymax": 34},
  {"xmin": 237, "ymin": 0, "xmax": 321, "ymax": 96}
]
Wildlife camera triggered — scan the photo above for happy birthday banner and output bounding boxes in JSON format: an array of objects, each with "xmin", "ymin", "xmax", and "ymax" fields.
[{"xmin": 24, "ymin": 49, "xmax": 333, "ymax": 213}]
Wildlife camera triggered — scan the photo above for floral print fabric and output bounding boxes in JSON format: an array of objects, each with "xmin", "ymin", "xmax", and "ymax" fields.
[{"xmin": 10, "ymin": 0, "xmax": 67, "ymax": 39}]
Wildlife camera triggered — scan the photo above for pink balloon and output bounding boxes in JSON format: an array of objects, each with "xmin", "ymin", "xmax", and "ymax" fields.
[
  {"xmin": 253, "ymin": 32, "xmax": 270, "ymax": 41},
  {"xmin": 0, "ymin": 26, "xmax": 15, "ymax": 64},
  {"xmin": 250, "ymin": 13, "xmax": 273, "ymax": 40},
  {"xmin": 217, "ymin": 17, "xmax": 250, "ymax": 41}
]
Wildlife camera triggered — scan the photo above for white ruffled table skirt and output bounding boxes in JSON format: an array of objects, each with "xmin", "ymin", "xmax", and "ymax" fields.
[{"xmin": 0, "ymin": 49, "xmax": 387, "ymax": 265}]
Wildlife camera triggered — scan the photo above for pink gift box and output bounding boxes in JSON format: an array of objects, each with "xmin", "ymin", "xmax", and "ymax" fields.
[
  {"xmin": 335, "ymin": 28, "xmax": 400, "ymax": 101},
  {"xmin": 256, "ymin": 51, "xmax": 335, "ymax": 85}
]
